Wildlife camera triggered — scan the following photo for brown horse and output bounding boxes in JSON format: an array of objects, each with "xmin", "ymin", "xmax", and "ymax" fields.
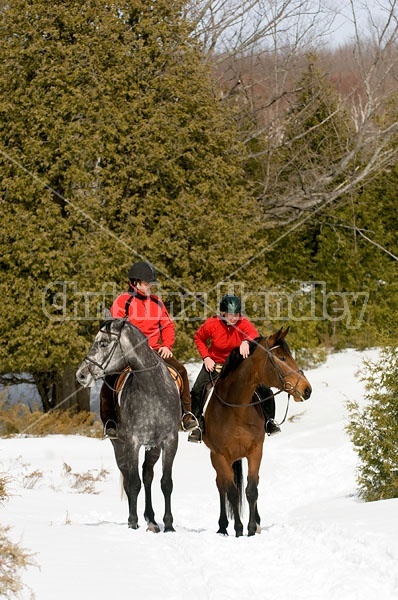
[{"xmin": 203, "ymin": 328, "xmax": 312, "ymax": 537}]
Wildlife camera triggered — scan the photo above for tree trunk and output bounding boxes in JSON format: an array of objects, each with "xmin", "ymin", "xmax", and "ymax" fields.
[
  {"xmin": 33, "ymin": 367, "xmax": 90, "ymax": 413},
  {"xmin": 56, "ymin": 365, "xmax": 90, "ymax": 412}
]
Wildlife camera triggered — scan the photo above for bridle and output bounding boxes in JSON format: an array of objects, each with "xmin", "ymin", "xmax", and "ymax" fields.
[
  {"xmin": 264, "ymin": 343, "xmax": 307, "ymax": 400},
  {"xmin": 80, "ymin": 320, "xmax": 161, "ymax": 382},
  {"xmin": 210, "ymin": 342, "xmax": 306, "ymax": 412}
]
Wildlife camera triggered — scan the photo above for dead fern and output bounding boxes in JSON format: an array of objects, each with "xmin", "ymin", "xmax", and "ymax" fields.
[
  {"xmin": 0, "ymin": 475, "xmax": 36, "ymax": 598},
  {"xmin": 0, "ymin": 401, "xmax": 102, "ymax": 438},
  {"xmin": 62, "ymin": 462, "xmax": 109, "ymax": 494}
]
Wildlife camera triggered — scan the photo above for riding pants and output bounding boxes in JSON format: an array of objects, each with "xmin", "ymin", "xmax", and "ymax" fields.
[{"xmin": 190, "ymin": 366, "xmax": 276, "ymax": 421}]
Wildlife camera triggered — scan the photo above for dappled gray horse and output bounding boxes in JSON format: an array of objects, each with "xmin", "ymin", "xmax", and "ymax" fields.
[{"xmin": 76, "ymin": 319, "xmax": 181, "ymax": 532}]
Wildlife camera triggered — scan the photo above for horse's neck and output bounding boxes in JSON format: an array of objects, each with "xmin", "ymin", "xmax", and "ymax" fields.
[
  {"xmin": 250, "ymin": 342, "xmax": 279, "ymax": 383},
  {"xmin": 122, "ymin": 332, "xmax": 160, "ymax": 371},
  {"xmin": 235, "ymin": 350, "xmax": 276, "ymax": 393},
  {"xmin": 220, "ymin": 359, "xmax": 259, "ymax": 403}
]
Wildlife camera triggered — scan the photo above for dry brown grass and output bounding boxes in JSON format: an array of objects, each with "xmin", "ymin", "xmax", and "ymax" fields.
[
  {"xmin": 0, "ymin": 401, "xmax": 102, "ymax": 438},
  {"xmin": 0, "ymin": 402, "xmax": 105, "ymax": 596},
  {"xmin": 0, "ymin": 474, "xmax": 36, "ymax": 598},
  {"xmin": 0, "ymin": 525, "xmax": 36, "ymax": 598},
  {"xmin": 62, "ymin": 462, "xmax": 109, "ymax": 494}
]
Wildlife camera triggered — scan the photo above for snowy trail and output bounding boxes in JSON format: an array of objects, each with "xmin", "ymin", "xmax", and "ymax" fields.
[{"xmin": 2, "ymin": 349, "xmax": 398, "ymax": 600}]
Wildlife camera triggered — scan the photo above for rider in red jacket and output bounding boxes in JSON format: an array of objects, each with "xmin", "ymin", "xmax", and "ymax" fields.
[
  {"xmin": 188, "ymin": 294, "xmax": 281, "ymax": 442},
  {"xmin": 101, "ymin": 261, "xmax": 197, "ymax": 438},
  {"xmin": 110, "ymin": 280, "xmax": 175, "ymax": 352},
  {"xmin": 194, "ymin": 312, "xmax": 259, "ymax": 364}
]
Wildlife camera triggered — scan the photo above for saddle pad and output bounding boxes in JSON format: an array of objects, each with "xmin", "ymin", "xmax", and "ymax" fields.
[
  {"xmin": 166, "ymin": 365, "xmax": 183, "ymax": 395},
  {"xmin": 115, "ymin": 367, "xmax": 132, "ymax": 399},
  {"xmin": 115, "ymin": 365, "xmax": 183, "ymax": 401},
  {"xmin": 202, "ymin": 386, "xmax": 215, "ymax": 416}
]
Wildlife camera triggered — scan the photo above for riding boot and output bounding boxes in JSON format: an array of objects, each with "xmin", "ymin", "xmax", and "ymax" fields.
[
  {"xmin": 188, "ymin": 414, "xmax": 204, "ymax": 443},
  {"xmin": 180, "ymin": 381, "xmax": 198, "ymax": 431},
  {"xmin": 100, "ymin": 375, "xmax": 119, "ymax": 439},
  {"xmin": 103, "ymin": 419, "xmax": 118, "ymax": 439},
  {"xmin": 181, "ymin": 390, "xmax": 199, "ymax": 432},
  {"xmin": 188, "ymin": 395, "xmax": 206, "ymax": 443},
  {"xmin": 265, "ymin": 418, "xmax": 281, "ymax": 436},
  {"xmin": 256, "ymin": 385, "xmax": 281, "ymax": 436},
  {"xmin": 162, "ymin": 356, "xmax": 198, "ymax": 431},
  {"xmin": 181, "ymin": 407, "xmax": 199, "ymax": 431}
]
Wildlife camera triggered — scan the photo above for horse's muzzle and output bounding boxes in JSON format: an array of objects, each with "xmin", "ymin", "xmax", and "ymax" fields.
[{"xmin": 76, "ymin": 366, "xmax": 95, "ymax": 388}]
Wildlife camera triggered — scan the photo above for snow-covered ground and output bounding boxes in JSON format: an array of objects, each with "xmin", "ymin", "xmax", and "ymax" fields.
[{"xmin": 2, "ymin": 349, "xmax": 398, "ymax": 600}]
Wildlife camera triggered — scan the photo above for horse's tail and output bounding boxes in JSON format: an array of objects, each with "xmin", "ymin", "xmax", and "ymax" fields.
[
  {"xmin": 227, "ymin": 460, "xmax": 244, "ymax": 519},
  {"xmin": 120, "ymin": 473, "xmax": 126, "ymax": 500}
]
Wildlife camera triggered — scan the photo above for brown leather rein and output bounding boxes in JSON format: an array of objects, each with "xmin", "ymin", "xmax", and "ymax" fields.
[{"xmin": 208, "ymin": 343, "xmax": 305, "ymax": 410}]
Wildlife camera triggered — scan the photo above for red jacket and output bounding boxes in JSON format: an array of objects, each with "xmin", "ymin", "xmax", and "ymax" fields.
[
  {"xmin": 110, "ymin": 286, "xmax": 175, "ymax": 350},
  {"xmin": 194, "ymin": 316, "xmax": 259, "ymax": 363}
]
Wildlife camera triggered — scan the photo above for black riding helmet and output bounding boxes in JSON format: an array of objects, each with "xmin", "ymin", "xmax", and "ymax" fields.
[
  {"xmin": 128, "ymin": 261, "xmax": 159, "ymax": 284},
  {"xmin": 219, "ymin": 294, "xmax": 242, "ymax": 314}
]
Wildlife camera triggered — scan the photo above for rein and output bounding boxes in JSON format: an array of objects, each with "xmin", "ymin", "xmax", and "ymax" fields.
[
  {"xmin": 209, "ymin": 343, "xmax": 302, "ymax": 418},
  {"xmin": 81, "ymin": 327, "xmax": 121, "ymax": 377},
  {"xmin": 210, "ymin": 370, "xmax": 286, "ymax": 408},
  {"xmin": 81, "ymin": 320, "xmax": 162, "ymax": 380}
]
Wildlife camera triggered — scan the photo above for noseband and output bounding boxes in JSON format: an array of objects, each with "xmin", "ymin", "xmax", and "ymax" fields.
[
  {"xmin": 265, "ymin": 344, "xmax": 306, "ymax": 400},
  {"xmin": 211, "ymin": 342, "xmax": 306, "ymax": 409},
  {"xmin": 81, "ymin": 320, "xmax": 161, "ymax": 380},
  {"xmin": 81, "ymin": 326, "xmax": 121, "ymax": 379}
]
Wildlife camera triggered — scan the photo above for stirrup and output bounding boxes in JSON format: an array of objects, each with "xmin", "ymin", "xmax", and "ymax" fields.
[
  {"xmin": 266, "ymin": 418, "xmax": 281, "ymax": 437},
  {"xmin": 188, "ymin": 427, "xmax": 203, "ymax": 444},
  {"xmin": 181, "ymin": 411, "xmax": 199, "ymax": 432},
  {"xmin": 103, "ymin": 419, "xmax": 118, "ymax": 440}
]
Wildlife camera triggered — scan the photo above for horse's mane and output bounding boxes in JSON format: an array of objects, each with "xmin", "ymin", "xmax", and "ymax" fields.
[
  {"xmin": 99, "ymin": 318, "xmax": 145, "ymax": 340},
  {"xmin": 218, "ymin": 330, "xmax": 291, "ymax": 379},
  {"xmin": 268, "ymin": 331, "xmax": 291, "ymax": 355},
  {"xmin": 100, "ymin": 319, "xmax": 116, "ymax": 333},
  {"xmin": 219, "ymin": 337, "xmax": 263, "ymax": 379}
]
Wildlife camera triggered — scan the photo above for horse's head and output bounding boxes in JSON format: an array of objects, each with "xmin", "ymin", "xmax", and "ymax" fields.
[
  {"xmin": 76, "ymin": 319, "xmax": 151, "ymax": 387},
  {"xmin": 257, "ymin": 328, "xmax": 312, "ymax": 402},
  {"xmin": 76, "ymin": 319, "xmax": 126, "ymax": 387}
]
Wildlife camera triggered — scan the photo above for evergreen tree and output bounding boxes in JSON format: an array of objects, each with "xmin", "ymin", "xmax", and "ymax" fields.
[
  {"xmin": 0, "ymin": 0, "xmax": 259, "ymax": 408},
  {"xmin": 253, "ymin": 57, "xmax": 397, "ymax": 351},
  {"xmin": 347, "ymin": 341, "xmax": 398, "ymax": 501}
]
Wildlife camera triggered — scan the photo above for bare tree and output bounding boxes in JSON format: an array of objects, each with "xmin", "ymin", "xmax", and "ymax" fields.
[
  {"xmin": 188, "ymin": 0, "xmax": 398, "ymax": 226},
  {"xmin": 187, "ymin": 0, "xmax": 336, "ymax": 58}
]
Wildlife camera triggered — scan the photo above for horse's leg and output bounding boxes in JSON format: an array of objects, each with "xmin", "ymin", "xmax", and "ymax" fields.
[
  {"xmin": 161, "ymin": 434, "xmax": 178, "ymax": 532},
  {"xmin": 246, "ymin": 445, "xmax": 263, "ymax": 536},
  {"xmin": 209, "ymin": 452, "xmax": 228, "ymax": 534},
  {"xmin": 217, "ymin": 488, "xmax": 229, "ymax": 536},
  {"xmin": 118, "ymin": 444, "xmax": 141, "ymax": 529},
  {"xmin": 255, "ymin": 505, "xmax": 261, "ymax": 533},
  {"xmin": 142, "ymin": 447, "xmax": 162, "ymax": 533},
  {"xmin": 210, "ymin": 452, "xmax": 243, "ymax": 537}
]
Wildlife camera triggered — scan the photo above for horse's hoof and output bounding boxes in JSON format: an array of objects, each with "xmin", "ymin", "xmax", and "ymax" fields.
[
  {"xmin": 128, "ymin": 523, "xmax": 139, "ymax": 530},
  {"xmin": 217, "ymin": 529, "xmax": 228, "ymax": 536},
  {"xmin": 146, "ymin": 523, "xmax": 160, "ymax": 533},
  {"xmin": 164, "ymin": 526, "xmax": 175, "ymax": 533}
]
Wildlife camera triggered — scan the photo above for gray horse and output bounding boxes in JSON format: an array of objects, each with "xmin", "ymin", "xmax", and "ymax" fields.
[{"xmin": 76, "ymin": 319, "xmax": 181, "ymax": 532}]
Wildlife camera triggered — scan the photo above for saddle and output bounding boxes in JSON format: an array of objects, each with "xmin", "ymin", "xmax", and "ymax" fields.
[
  {"xmin": 113, "ymin": 365, "xmax": 184, "ymax": 399},
  {"xmin": 166, "ymin": 364, "xmax": 183, "ymax": 396},
  {"xmin": 115, "ymin": 367, "xmax": 132, "ymax": 399},
  {"xmin": 202, "ymin": 366, "xmax": 222, "ymax": 414}
]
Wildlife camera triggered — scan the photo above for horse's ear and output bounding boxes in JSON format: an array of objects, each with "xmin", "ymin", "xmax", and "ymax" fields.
[
  {"xmin": 103, "ymin": 307, "xmax": 112, "ymax": 320},
  {"xmin": 280, "ymin": 326, "xmax": 290, "ymax": 339}
]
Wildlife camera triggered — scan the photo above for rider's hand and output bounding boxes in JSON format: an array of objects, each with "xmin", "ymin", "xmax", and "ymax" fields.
[
  {"xmin": 203, "ymin": 356, "xmax": 216, "ymax": 372},
  {"xmin": 158, "ymin": 346, "xmax": 173, "ymax": 359},
  {"xmin": 239, "ymin": 340, "xmax": 250, "ymax": 359}
]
